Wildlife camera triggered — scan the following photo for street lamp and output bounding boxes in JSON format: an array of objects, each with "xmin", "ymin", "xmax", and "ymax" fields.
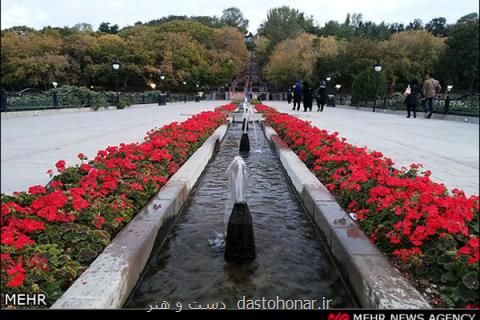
[
  {"xmin": 245, "ymin": 32, "xmax": 255, "ymax": 101},
  {"xmin": 111, "ymin": 59, "xmax": 120, "ymax": 107},
  {"xmin": 51, "ymin": 82, "xmax": 58, "ymax": 108},
  {"xmin": 335, "ymin": 84, "xmax": 342, "ymax": 106},
  {"xmin": 183, "ymin": 81, "xmax": 187, "ymax": 103},
  {"xmin": 326, "ymin": 76, "xmax": 332, "ymax": 82},
  {"xmin": 372, "ymin": 61, "xmax": 382, "ymax": 112},
  {"xmin": 445, "ymin": 84, "xmax": 454, "ymax": 114},
  {"xmin": 150, "ymin": 83, "xmax": 156, "ymax": 90}
]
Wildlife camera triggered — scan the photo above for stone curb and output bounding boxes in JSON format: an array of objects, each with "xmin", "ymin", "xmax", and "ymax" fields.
[
  {"xmin": 51, "ymin": 124, "xmax": 229, "ymax": 309},
  {"xmin": 261, "ymin": 122, "xmax": 431, "ymax": 309}
]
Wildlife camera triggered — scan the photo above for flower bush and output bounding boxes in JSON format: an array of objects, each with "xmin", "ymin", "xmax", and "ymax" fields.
[
  {"xmin": 1, "ymin": 105, "xmax": 231, "ymax": 307},
  {"xmin": 256, "ymin": 104, "xmax": 479, "ymax": 308}
]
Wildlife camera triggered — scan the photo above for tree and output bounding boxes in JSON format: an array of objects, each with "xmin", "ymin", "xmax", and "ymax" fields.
[
  {"xmin": 98, "ymin": 22, "xmax": 119, "ymax": 34},
  {"xmin": 215, "ymin": 26, "xmax": 249, "ymax": 71},
  {"xmin": 351, "ymin": 67, "xmax": 387, "ymax": 105},
  {"xmin": 264, "ymin": 33, "xmax": 341, "ymax": 89},
  {"xmin": 406, "ymin": 19, "xmax": 423, "ymax": 31},
  {"xmin": 425, "ymin": 17, "xmax": 449, "ymax": 37},
  {"xmin": 261, "ymin": 6, "xmax": 306, "ymax": 47},
  {"xmin": 220, "ymin": 7, "xmax": 249, "ymax": 33},
  {"xmin": 1, "ymin": 31, "xmax": 69, "ymax": 90},
  {"xmin": 253, "ymin": 36, "xmax": 271, "ymax": 69},
  {"xmin": 380, "ymin": 30, "xmax": 445, "ymax": 89},
  {"xmin": 157, "ymin": 20, "xmax": 217, "ymax": 48},
  {"xmin": 438, "ymin": 13, "xmax": 479, "ymax": 91},
  {"xmin": 73, "ymin": 23, "xmax": 93, "ymax": 32}
]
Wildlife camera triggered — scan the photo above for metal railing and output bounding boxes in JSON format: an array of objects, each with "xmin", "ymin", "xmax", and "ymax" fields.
[
  {"xmin": 328, "ymin": 93, "xmax": 479, "ymax": 117},
  {"xmin": 0, "ymin": 88, "xmax": 225, "ymax": 112}
]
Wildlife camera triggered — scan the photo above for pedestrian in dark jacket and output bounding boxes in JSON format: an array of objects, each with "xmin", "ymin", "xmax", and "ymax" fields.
[
  {"xmin": 422, "ymin": 72, "xmax": 441, "ymax": 118},
  {"xmin": 316, "ymin": 81, "xmax": 327, "ymax": 111},
  {"xmin": 404, "ymin": 79, "xmax": 421, "ymax": 118},
  {"xmin": 303, "ymin": 80, "xmax": 313, "ymax": 112},
  {"xmin": 287, "ymin": 89, "xmax": 293, "ymax": 104},
  {"xmin": 293, "ymin": 81, "xmax": 302, "ymax": 111}
]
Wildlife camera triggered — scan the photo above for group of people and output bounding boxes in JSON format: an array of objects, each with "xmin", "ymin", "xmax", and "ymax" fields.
[
  {"xmin": 285, "ymin": 72, "xmax": 442, "ymax": 119},
  {"xmin": 403, "ymin": 73, "xmax": 442, "ymax": 119},
  {"xmin": 287, "ymin": 80, "xmax": 328, "ymax": 112}
]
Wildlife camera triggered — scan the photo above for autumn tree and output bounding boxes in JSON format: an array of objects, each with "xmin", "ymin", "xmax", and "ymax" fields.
[
  {"xmin": 1, "ymin": 29, "xmax": 69, "ymax": 90},
  {"xmin": 380, "ymin": 30, "xmax": 445, "ymax": 88}
]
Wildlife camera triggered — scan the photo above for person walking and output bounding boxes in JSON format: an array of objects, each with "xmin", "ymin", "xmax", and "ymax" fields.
[
  {"xmin": 287, "ymin": 89, "xmax": 293, "ymax": 104},
  {"xmin": 422, "ymin": 73, "xmax": 441, "ymax": 119},
  {"xmin": 404, "ymin": 79, "xmax": 421, "ymax": 118},
  {"xmin": 293, "ymin": 81, "xmax": 302, "ymax": 111},
  {"xmin": 303, "ymin": 80, "xmax": 313, "ymax": 112},
  {"xmin": 315, "ymin": 81, "xmax": 327, "ymax": 112}
]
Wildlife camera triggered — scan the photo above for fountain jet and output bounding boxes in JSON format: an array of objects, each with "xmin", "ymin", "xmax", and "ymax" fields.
[
  {"xmin": 239, "ymin": 104, "xmax": 251, "ymax": 152},
  {"xmin": 225, "ymin": 156, "xmax": 255, "ymax": 261}
]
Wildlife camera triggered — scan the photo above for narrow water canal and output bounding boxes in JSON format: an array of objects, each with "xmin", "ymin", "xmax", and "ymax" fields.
[{"xmin": 126, "ymin": 123, "xmax": 356, "ymax": 309}]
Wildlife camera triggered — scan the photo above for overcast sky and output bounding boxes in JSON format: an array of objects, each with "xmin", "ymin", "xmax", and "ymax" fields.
[{"xmin": 1, "ymin": 0, "xmax": 478, "ymax": 32}]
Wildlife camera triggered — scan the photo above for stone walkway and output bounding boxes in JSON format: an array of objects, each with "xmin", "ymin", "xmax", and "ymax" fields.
[
  {"xmin": 1, "ymin": 102, "xmax": 220, "ymax": 194},
  {"xmin": 269, "ymin": 101, "xmax": 479, "ymax": 196},
  {"xmin": 2, "ymin": 101, "xmax": 478, "ymax": 196}
]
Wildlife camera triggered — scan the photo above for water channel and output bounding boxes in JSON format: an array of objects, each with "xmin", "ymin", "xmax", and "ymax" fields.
[{"xmin": 126, "ymin": 122, "xmax": 357, "ymax": 309}]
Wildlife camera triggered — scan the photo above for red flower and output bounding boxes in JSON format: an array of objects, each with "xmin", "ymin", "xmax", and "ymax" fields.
[
  {"xmin": 55, "ymin": 160, "xmax": 66, "ymax": 172},
  {"xmin": 6, "ymin": 257, "xmax": 26, "ymax": 287},
  {"xmin": 28, "ymin": 185, "xmax": 46, "ymax": 195},
  {"xmin": 80, "ymin": 163, "xmax": 92, "ymax": 172},
  {"xmin": 95, "ymin": 215, "xmax": 105, "ymax": 229}
]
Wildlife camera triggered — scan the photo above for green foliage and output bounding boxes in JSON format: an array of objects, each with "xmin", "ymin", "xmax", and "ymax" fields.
[
  {"xmin": 438, "ymin": 13, "xmax": 479, "ymax": 90},
  {"xmin": 35, "ymin": 223, "xmax": 111, "ymax": 264},
  {"xmin": 157, "ymin": 20, "xmax": 216, "ymax": 47},
  {"xmin": 117, "ymin": 95, "xmax": 134, "ymax": 109},
  {"xmin": 351, "ymin": 67, "xmax": 388, "ymax": 105},
  {"xmin": 0, "ymin": 244, "xmax": 84, "ymax": 306},
  {"xmin": 259, "ymin": 6, "xmax": 313, "ymax": 48},
  {"xmin": 220, "ymin": 7, "xmax": 249, "ymax": 33}
]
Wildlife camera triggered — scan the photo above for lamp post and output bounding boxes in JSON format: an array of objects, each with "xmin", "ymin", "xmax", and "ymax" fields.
[
  {"xmin": 52, "ymin": 82, "xmax": 58, "ymax": 108},
  {"xmin": 445, "ymin": 84, "xmax": 453, "ymax": 114},
  {"xmin": 245, "ymin": 32, "xmax": 255, "ymax": 101},
  {"xmin": 373, "ymin": 61, "xmax": 382, "ymax": 112},
  {"xmin": 325, "ymin": 76, "xmax": 332, "ymax": 106},
  {"xmin": 160, "ymin": 75, "xmax": 165, "ymax": 92},
  {"xmin": 111, "ymin": 59, "xmax": 120, "ymax": 107},
  {"xmin": 335, "ymin": 84, "xmax": 341, "ymax": 107},
  {"xmin": 183, "ymin": 81, "xmax": 187, "ymax": 103}
]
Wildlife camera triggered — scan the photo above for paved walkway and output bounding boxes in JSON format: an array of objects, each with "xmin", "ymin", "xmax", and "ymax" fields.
[
  {"xmin": 269, "ymin": 101, "xmax": 479, "ymax": 196},
  {"xmin": 1, "ymin": 102, "xmax": 221, "ymax": 194},
  {"xmin": 2, "ymin": 101, "xmax": 479, "ymax": 196}
]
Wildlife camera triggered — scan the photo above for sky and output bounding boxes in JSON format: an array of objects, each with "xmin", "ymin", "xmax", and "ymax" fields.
[{"xmin": 1, "ymin": 0, "xmax": 478, "ymax": 32}]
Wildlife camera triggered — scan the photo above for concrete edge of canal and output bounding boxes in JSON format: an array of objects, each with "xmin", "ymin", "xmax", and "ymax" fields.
[
  {"xmin": 261, "ymin": 122, "xmax": 432, "ymax": 309},
  {"xmin": 51, "ymin": 124, "xmax": 229, "ymax": 309}
]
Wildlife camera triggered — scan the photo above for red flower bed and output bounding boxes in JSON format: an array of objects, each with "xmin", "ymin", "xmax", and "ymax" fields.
[
  {"xmin": 219, "ymin": 103, "xmax": 237, "ymax": 111},
  {"xmin": 256, "ymin": 104, "xmax": 479, "ymax": 308},
  {"xmin": 1, "ymin": 106, "xmax": 230, "ymax": 306}
]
